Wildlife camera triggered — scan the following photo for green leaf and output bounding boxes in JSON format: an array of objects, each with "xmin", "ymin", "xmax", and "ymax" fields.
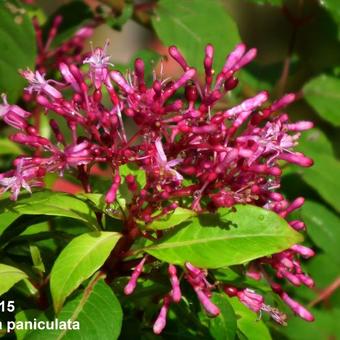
[
  {"xmin": 299, "ymin": 153, "xmax": 340, "ymax": 213},
  {"xmin": 208, "ymin": 293, "xmax": 237, "ymax": 340},
  {"xmin": 0, "ymin": 1, "xmax": 37, "ymax": 102},
  {"xmin": 296, "ymin": 128, "xmax": 333, "ymax": 156},
  {"xmin": 304, "ymin": 75, "xmax": 340, "ymax": 126},
  {"xmin": 0, "ymin": 191, "xmax": 100, "ymax": 234},
  {"xmin": 15, "ymin": 309, "xmax": 41, "ymax": 340},
  {"xmin": 229, "ymin": 298, "xmax": 271, "ymax": 340},
  {"xmin": 281, "ymin": 308, "xmax": 340, "ymax": 340},
  {"xmin": 301, "ymin": 201, "xmax": 340, "ymax": 264},
  {"xmin": 144, "ymin": 205, "xmax": 303, "ymax": 268},
  {"xmin": 321, "ymin": 0, "xmax": 340, "ymax": 39},
  {"xmin": 26, "ymin": 278, "xmax": 123, "ymax": 340},
  {"xmin": 145, "ymin": 207, "xmax": 196, "ymax": 230},
  {"xmin": 29, "ymin": 245, "xmax": 45, "ymax": 273},
  {"xmin": 0, "ymin": 263, "xmax": 27, "ymax": 296},
  {"xmin": 152, "ymin": 0, "xmax": 240, "ymax": 71},
  {"xmin": 50, "ymin": 231, "xmax": 121, "ymax": 313}
]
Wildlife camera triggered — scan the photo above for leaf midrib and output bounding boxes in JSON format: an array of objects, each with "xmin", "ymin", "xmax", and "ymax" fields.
[{"xmin": 145, "ymin": 232, "xmax": 299, "ymax": 251}]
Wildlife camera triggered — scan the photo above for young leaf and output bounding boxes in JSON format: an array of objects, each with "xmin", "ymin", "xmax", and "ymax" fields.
[
  {"xmin": 144, "ymin": 205, "xmax": 302, "ymax": 268},
  {"xmin": 29, "ymin": 245, "xmax": 45, "ymax": 273},
  {"xmin": 0, "ymin": 263, "xmax": 27, "ymax": 296},
  {"xmin": 26, "ymin": 278, "xmax": 123, "ymax": 340},
  {"xmin": 50, "ymin": 231, "xmax": 121, "ymax": 313},
  {"xmin": 304, "ymin": 74, "xmax": 340, "ymax": 126},
  {"xmin": 228, "ymin": 298, "xmax": 271, "ymax": 340},
  {"xmin": 302, "ymin": 201, "xmax": 340, "ymax": 264},
  {"xmin": 152, "ymin": 0, "xmax": 240, "ymax": 71},
  {"xmin": 0, "ymin": 1, "xmax": 37, "ymax": 102}
]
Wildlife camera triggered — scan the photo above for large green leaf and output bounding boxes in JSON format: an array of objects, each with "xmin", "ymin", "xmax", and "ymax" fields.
[
  {"xmin": 0, "ymin": 1, "xmax": 36, "ymax": 102},
  {"xmin": 50, "ymin": 231, "xmax": 121, "ymax": 312},
  {"xmin": 0, "ymin": 191, "xmax": 100, "ymax": 235},
  {"xmin": 229, "ymin": 298, "xmax": 271, "ymax": 340},
  {"xmin": 152, "ymin": 0, "xmax": 240, "ymax": 71},
  {"xmin": 144, "ymin": 205, "xmax": 302, "ymax": 268},
  {"xmin": 304, "ymin": 75, "xmax": 340, "ymax": 126},
  {"xmin": 0, "ymin": 263, "xmax": 27, "ymax": 296},
  {"xmin": 26, "ymin": 279, "xmax": 123, "ymax": 340},
  {"xmin": 302, "ymin": 201, "xmax": 340, "ymax": 264}
]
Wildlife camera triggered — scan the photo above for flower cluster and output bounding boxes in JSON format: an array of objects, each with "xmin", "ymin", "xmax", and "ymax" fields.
[{"xmin": 0, "ymin": 41, "xmax": 315, "ymax": 333}]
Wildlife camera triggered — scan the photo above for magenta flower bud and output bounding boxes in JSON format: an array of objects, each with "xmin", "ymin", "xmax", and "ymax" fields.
[
  {"xmin": 185, "ymin": 262, "xmax": 202, "ymax": 277},
  {"xmin": 60, "ymin": 63, "xmax": 81, "ymax": 93},
  {"xmin": 234, "ymin": 48, "xmax": 257, "ymax": 70},
  {"xmin": 195, "ymin": 288, "xmax": 220, "ymax": 316},
  {"xmin": 279, "ymin": 152, "xmax": 313, "ymax": 167},
  {"xmin": 105, "ymin": 174, "xmax": 121, "ymax": 204},
  {"xmin": 162, "ymin": 68, "xmax": 196, "ymax": 102},
  {"xmin": 185, "ymin": 85, "xmax": 198, "ymax": 102},
  {"xmin": 169, "ymin": 46, "xmax": 189, "ymax": 71},
  {"xmin": 271, "ymin": 93, "xmax": 296, "ymax": 111},
  {"xmin": 225, "ymin": 91, "xmax": 268, "ymax": 116},
  {"xmin": 281, "ymin": 292, "xmax": 314, "ymax": 321},
  {"xmin": 223, "ymin": 285, "xmax": 238, "ymax": 297},
  {"xmin": 110, "ymin": 71, "xmax": 134, "ymax": 94},
  {"xmin": 204, "ymin": 44, "xmax": 214, "ymax": 70},
  {"xmin": 286, "ymin": 121, "xmax": 314, "ymax": 131},
  {"xmin": 289, "ymin": 220, "xmax": 306, "ymax": 231},
  {"xmin": 65, "ymin": 142, "xmax": 92, "ymax": 167},
  {"xmin": 291, "ymin": 245, "xmax": 315, "ymax": 258},
  {"xmin": 168, "ymin": 264, "xmax": 181, "ymax": 303},
  {"xmin": 4, "ymin": 113, "xmax": 28, "ymax": 130},
  {"xmin": 224, "ymin": 77, "xmax": 239, "ymax": 91},
  {"xmin": 237, "ymin": 289, "xmax": 264, "ymax": 313},
  {"xmin": 297, "ymin": 274, "xmax": 314, "ymax": 287},
  {"xmin": 153, "ymin": 296, "xmax": 171, "ymax": 334},
  {"xmin": 286, "ymin": 197, "xmax": 305, "ymax": 214},
  {"xmin": 223, "ymin": 43, "xmax": 246, "ymax": 72},
  {"xmin": 124, "ymin": 256, "xmax": 147, "ymax": 295}
]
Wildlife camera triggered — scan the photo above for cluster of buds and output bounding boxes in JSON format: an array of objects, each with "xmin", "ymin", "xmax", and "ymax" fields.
[
  {"xmin": 32, "ymin": 15, "xmax": 94, "ymax": 74},
  {"xmin": 0, "ymin": 40, "xmax": 315, "ymax": 333}
]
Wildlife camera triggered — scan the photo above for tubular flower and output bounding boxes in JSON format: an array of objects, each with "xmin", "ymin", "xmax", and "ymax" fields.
[{"xmin": 0, "ymin": 41, "xmax": 315, "ymax": 333}]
